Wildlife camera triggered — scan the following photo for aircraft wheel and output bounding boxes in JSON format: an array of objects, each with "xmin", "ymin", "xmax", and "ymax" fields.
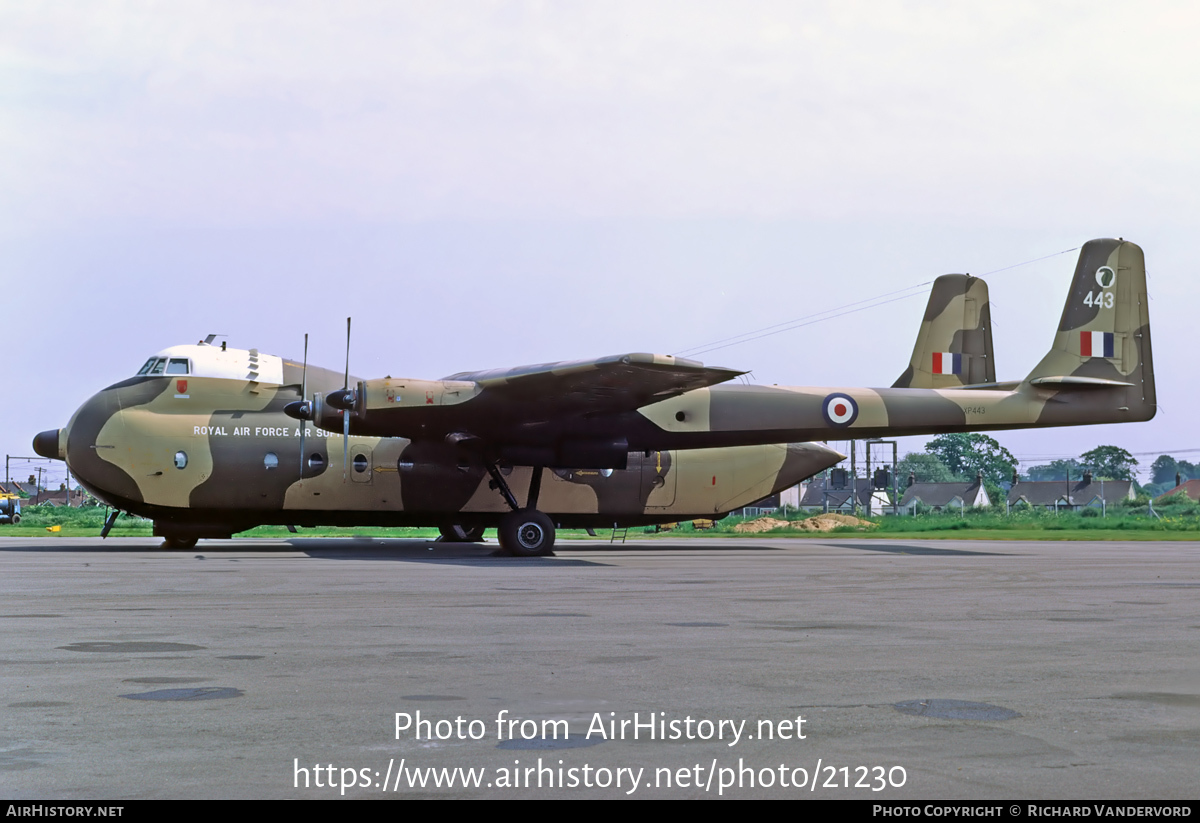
[
  {"xmin": 437, "ymin": 524, "xmax": 486, "ymax": 543},
  {"xmin": 498, "ymin": 509, "xmax": 555, "ymax": 557},
  {"xmin": 162, "ymin": 535, "xmax": 198, "ymax": 550}
]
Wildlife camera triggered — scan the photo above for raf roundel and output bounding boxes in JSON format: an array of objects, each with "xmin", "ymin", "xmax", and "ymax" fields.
[{"xmin": 822, "ymin": 393, "xmax": 859, "ymax": 427}]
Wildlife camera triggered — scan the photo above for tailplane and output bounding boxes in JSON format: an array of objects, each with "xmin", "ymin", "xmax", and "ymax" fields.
[{"xmin": 893, "ymin": 274, "xmax": 995, "ymax": 389}]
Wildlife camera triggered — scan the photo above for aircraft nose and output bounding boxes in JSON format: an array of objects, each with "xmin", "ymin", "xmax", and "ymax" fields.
[{"xmin": 33, "ymin": 429, "xmax": 65, "ymax": 460}]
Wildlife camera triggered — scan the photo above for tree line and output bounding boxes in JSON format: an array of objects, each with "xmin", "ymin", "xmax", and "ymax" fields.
[{"xmin": 894, "ymin": 434, "xmax": 1193, "ymax": 497}]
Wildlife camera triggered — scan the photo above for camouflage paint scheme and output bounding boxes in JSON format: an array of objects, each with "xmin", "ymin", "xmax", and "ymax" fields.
[
  {"xmin": 35, "ymin": 239, "xmax": 1153, "ymax": 545},
  {"xmin": 892, "ymin": 273, "xmax": 995, "ymax": 389},
  {"xmin": 41, "ymin": 354, "xmax": 840, "ymax": 539}
]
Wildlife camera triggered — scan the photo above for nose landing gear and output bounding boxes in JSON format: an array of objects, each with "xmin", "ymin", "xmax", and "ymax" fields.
[
  {"xmin": 161, "ymin": 534, "xmax": 198, "ymax": 550},
  {"xmin": 437, "ymin": 524, "xmax": 486, "ymax": 543}
]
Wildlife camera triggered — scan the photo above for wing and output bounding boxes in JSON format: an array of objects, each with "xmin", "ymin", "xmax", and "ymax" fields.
[
  {"xmin": 445, "ymin": 352, "xmax": 745, "ymax": 417},
  {"xmin": 328, "ymin": 353, "xmax": 745, "ymax": 449}
]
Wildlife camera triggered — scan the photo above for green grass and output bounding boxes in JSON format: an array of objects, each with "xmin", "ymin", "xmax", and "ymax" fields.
[
  {"xmin": 4, "ymin": 502, "xmax": 1198, "ymax": 542},
  {"xmin": 0, "ymin": 506, "xmax": 615, "ymax": 541},
  {"xmin": 0, "ymin": 504, "xmax": 152, "ymax": 537},
  {"xmin": 696, "ymin": 503, "xmax": 1200, "ymax": 540}
]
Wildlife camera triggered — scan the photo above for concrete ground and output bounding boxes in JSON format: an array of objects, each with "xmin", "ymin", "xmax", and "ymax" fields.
[{"xmin": 1, "ymin": 535, "xmax": 1197, "ymax": 799}]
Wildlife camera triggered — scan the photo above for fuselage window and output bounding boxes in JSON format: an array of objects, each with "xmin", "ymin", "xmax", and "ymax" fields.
[
  {"xmin": 264, "ymin": 452, "xmax": 279, "ymax": 470},
  {"xmin": 308, "ymin": 453, "xmax": 325, "ymax": 470},
  {"xmin": 166, "ymin": 358, "xmax": 190, "ymax": 375},
  {"xmin": 353, "ymin": 454, "xmax": 368, "ymax": 473},
  {"xmin": 174, "ymin": 451, "xmax": 188, "ymax": 469}
]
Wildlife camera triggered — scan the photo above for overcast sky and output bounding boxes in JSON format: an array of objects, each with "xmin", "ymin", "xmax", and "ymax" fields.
[{"xmin": 3, "ymin": 1, "xmax": 1197, "ymax": 486}]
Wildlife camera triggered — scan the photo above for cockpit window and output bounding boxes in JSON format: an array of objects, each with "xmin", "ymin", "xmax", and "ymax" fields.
[{"xmin": 136, "ymin": 357, "xmax": 189, "ymax": 376}]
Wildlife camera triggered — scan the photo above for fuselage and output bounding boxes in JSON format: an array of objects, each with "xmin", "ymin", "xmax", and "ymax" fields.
[
  {"xmin": 37, "ymin": 307, "xmax": 1153, "ymax": 541},
  {"xmin": 37, "ymin": 343, "xmax": 843, "ymax": 538}
]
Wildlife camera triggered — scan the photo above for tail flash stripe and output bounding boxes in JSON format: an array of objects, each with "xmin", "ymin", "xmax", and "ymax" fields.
[
  {"xmin": 1081, "ymin": 331, "xmax": 1114, "ymax": 358},
  {"xmin": 932, "ymin": 352, "xmax": 962, "ymax": 374}
]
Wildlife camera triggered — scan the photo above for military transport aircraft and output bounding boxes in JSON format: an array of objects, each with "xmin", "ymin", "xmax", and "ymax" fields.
[{"xmin": 33, "ymin": 238, "xmax": 1153, "ymax": 555}]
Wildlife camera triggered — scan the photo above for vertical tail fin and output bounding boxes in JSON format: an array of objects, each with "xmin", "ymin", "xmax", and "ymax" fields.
[
  {"xmin": 893, "ymin": 274, "xmax": 995, "ymax": 388},
  {"xmin": 1024, "ymin": 239, "xmax": 1155, "ymax": 420}
]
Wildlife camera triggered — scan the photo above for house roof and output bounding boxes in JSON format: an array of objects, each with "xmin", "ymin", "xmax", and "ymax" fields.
[
  {"xmin": 22, "ymin": 488, "xmax": 90, "ymax": 506},
  {"xmin": 899, "ymin": 481, "xmax": 984, "ymax": 508},
  {"xmin": 800, "ymin": 477, "xmax": 887, "ymax": 507},
  {"xmin": 1008, "ymin": 479, "xmax": 1132, "ymax": 506},
  {"xmin": 1155, "ymin": 478, "xmax": 1200, "ymax": 502}
]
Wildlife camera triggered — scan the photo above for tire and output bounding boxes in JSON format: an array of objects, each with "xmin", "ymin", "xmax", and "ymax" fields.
[
  {"xmin": 497, "ymin": 509, "xmax": 556, "ymax": 557},
  {"xmin": 10, "ymin": 514, "xmax": 19, "ymax": 525},
  {"xmin": 437, "ymin": 524, "xmax": 486, "ymax": 543},
  {"xmin": 162, "ymin": 535, "xmax": 198, "ymax": 550}
]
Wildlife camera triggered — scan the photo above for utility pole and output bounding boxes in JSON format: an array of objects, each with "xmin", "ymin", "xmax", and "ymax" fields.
[
  {"xmin": 850, "ymin": 440, "xmax": 858, "ymax": 515},
  {"xmin": 865, "ymin": 441, "xmax": 871, "ymax": 518},
  {"xmin": 864, "ymin": 439, "xmax": 899, "ymax": 517}
]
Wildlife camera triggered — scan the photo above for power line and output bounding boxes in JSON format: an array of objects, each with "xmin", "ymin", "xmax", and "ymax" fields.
[
  {"xmin": 978, "ymin": 247, "xmax": 1079, "ymax": 277},
  {"xmin": 677, "ymin": 287, "xmax": 932, "ymax": 358},
  {"xmin": 674, "ymin": 246, "xmax": 1080, "ymax": 360},
  {"xmin": 673, "ymin": 281, "xmax": 933, "ymax": 358},
  {"xmin": 1009, "ymin": 449, "xmax": 1200, "ymax": 462}
]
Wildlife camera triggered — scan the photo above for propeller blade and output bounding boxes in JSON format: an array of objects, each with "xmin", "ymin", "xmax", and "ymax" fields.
[
  {"xmin": 343, "ymin": 318, "xmax": 352, "ymax": 482},
  {"xmin": 298, "ymin": 333, "xmax": 308, "ymax": 479},
  {"xmin": 344, "ymin": 317, "xmax": 351, "ymax": 390},
  {"xmin": 301, "ymin": 333, "xmax": 308, "ymax": 399}
]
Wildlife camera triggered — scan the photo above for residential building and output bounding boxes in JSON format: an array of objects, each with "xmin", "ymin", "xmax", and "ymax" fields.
[
  {"xmin": 1008, "ymin": 473, "xmax": 1134, "ymax": 511},
  {"xmin": 898, "ymin": 479, "xmax": 990, "ymax": 514},
  {"xmin": 799, "ymin": 476, "xmax": 892, "ymax": 514}
]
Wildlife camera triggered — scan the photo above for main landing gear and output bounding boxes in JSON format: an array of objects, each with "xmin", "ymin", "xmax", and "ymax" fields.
[{"xmin": 486, "ymin": 463, "xmax": 556, "ymax": 557}]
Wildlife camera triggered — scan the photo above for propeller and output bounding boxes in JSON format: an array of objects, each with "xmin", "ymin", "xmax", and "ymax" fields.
[
  {"xmin": 320, "ymin": 318, "xmax": 356, "ymax": 481},
  {"xmin": 285, "ymin": 320, "xmax": 355, "ymax": 481}
]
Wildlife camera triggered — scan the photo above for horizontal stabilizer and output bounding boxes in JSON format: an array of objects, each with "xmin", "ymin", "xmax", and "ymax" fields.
[{"xmin": 1028, "ymin": 376, "xmax": 1134, "ymax": 388}]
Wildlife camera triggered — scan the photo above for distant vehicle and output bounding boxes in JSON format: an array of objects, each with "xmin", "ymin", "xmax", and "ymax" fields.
[{"xmin": 0, "ymin": 496, "xmax": 21, "ymax": 525}]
